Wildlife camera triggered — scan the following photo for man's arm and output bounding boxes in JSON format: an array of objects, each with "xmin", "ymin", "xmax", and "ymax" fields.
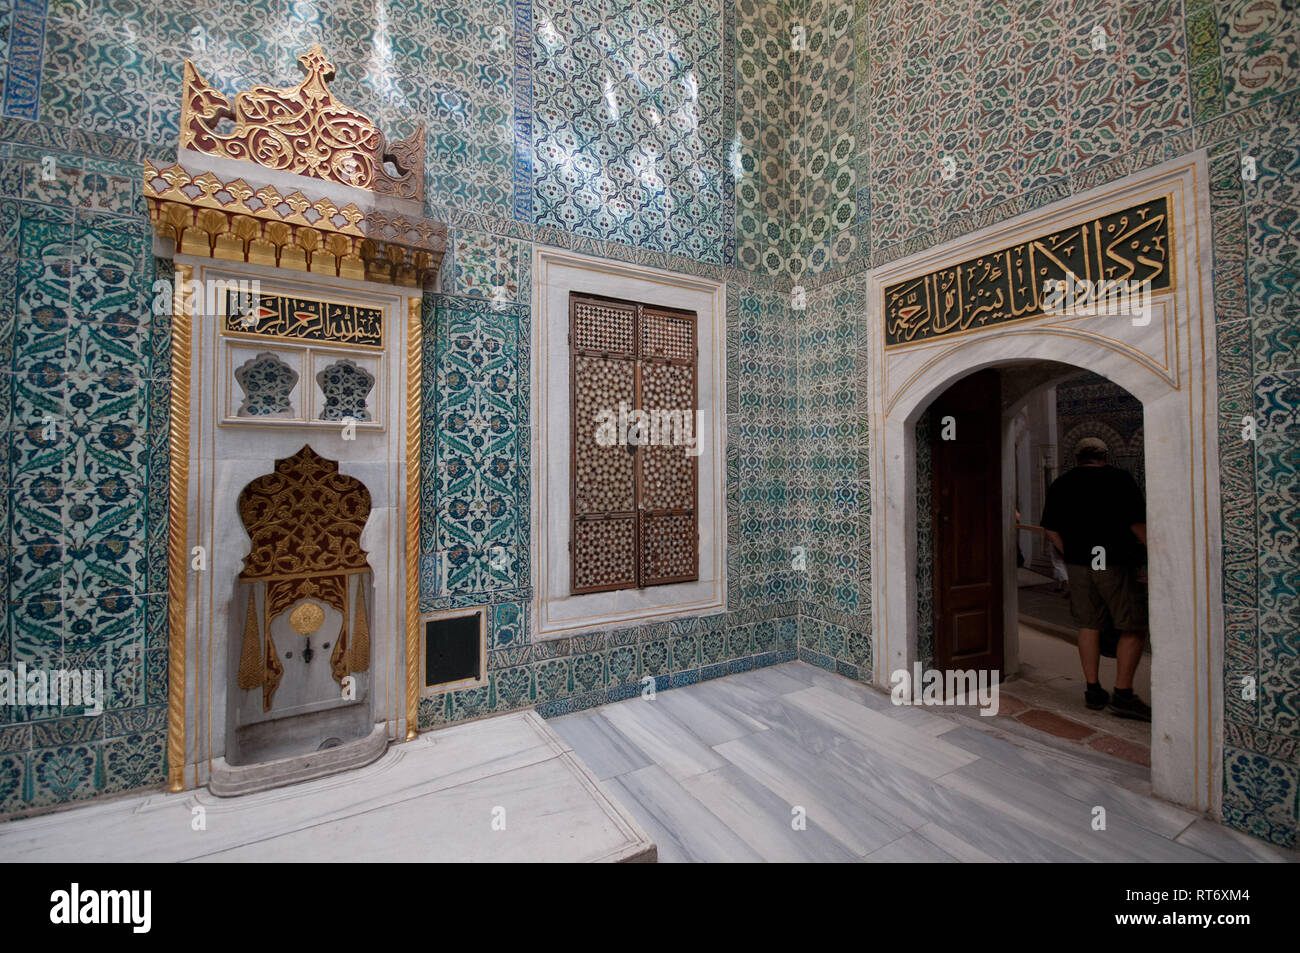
[
  {"xmin": 1123, "ymin": 471, "xmax": 1147, "ymax": 548},
  {"xmin": 1040, "ymin": 479, "xmax": 1064, "ymax": 555}
]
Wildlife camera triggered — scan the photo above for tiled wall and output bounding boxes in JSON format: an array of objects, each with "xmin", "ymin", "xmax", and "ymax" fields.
[
  {"xmin": 790, "ymin": 273, "xmax": 873, "ymax": 679},
  {"xmin": 0, "ymin": 145, "xmax": 171, "ymax": 811},
  {"xmin": 531, "ymin": 0, "xmax": 727, "ymax": 258},
  {"xmin": 0, "ymin": 0, "xmax": 802, "ymax": 815},
  {"xmin": 785, "ymin": 0, "xmax": 1297, "ymax": 846},
  {"xmin": 415, "ymin": 278, "xmax": 801, "ymax": 730}
]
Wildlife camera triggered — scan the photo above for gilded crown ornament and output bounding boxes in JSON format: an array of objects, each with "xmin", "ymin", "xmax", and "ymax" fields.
[{"xmin": 181, "ymin": 45, "xmax": 424, "ymax": 201}]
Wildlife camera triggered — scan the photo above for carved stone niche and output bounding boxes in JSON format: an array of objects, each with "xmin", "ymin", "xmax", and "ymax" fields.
[
  {"xmin": 218, "ymin": 446, "xmax": 379, "ymax": 785},
  {"xmin": 155, "ymin": 46, "xmax": 438, "ymax": 797}
]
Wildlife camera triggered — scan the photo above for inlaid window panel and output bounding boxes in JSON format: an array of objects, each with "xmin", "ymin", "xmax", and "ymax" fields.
[{"xmin": 569, "ymin": 294, "xmax": 698, "ymax": 595}]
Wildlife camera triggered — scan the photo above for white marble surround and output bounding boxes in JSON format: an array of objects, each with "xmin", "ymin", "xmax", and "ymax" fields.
[
  {"xmin": 865, "ymin": 154, "xmax": 1223, "ymax": 815},
  {"xmin": 531, "ymin": 247, "xmax": 727, "ymax": 638},
  {"xmin": 177, "ymin": 259, "xmax": 418, "ymax": 790}
]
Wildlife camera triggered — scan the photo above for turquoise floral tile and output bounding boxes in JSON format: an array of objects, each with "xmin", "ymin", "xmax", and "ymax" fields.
[
  {"xmin": 1223, "ymin": 745, "xmax": 1299, "ymax": 847},
  {"xmin": 533, "ymin": 657, "xmax": 571, "ymax": 702},
  {"xmin": 27, "ymin": 742, "xmax": 99, "ymax": 807},
  {"xmin": 570, "ymin": 650, "xmax": 604, "ymax": 693},
  {"xmin": 101, "ymin": 729, "xmax": 164, "ymax": 795},
  {"xmin": 1216, "ymin": 0, "xmax": 1297, "ymax": 112},
  {"xmin": 605, "ymin": 643, "xmax": 638, "ymax": 685},
  {"xmin": 640, "ymin": 638, "xmax": 669, "ymax": 677}
]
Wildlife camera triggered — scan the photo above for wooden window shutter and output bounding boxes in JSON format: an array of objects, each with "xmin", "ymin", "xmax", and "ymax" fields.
[
  {"xmin": 636, "ymin": 306, "xmax": 698, "ymax": 586},
  {"xmin": 570, "ymin": 296, "xmax": 639, "ymax": 594},
  {"xmin": 569, "ymin": 294, "xmax": 699, "ymax": 595}
]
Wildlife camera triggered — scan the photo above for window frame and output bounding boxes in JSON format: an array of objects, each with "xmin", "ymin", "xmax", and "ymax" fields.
[{"xmin": 532, "ymin": 245, "xmax": 726, "ymax": 641}]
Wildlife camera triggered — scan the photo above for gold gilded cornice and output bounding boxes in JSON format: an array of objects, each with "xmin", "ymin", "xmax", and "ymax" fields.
[
  {"xmin": 180, "ymin": 45, "xmax": 424, "ymax": 201},
  {"xmin": 143, "ymin": 160, "xmax": 446, "ymax": 287},
  {"xmin": 145, "ymin": 161, "xmax": 367, "ymax": 235}
]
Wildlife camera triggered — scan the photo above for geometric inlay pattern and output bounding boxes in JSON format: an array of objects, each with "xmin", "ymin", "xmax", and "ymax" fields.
[
  {"xmin": 569, "ymin": 294, "xmax": 697, "ymax": 594},
  {"xmin": 573, "ymin": 356, "xmax": 636, "ymax": 515},
  {"xmin": 573, "ymin": 517, "xmax": 637, "ymax": 593}
]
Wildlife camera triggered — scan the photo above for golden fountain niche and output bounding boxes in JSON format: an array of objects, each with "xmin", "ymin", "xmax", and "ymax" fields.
[
  {"xmin": 228, "ymin": 447, "xmax": 375, "ymax": 766},
  {"xmin": 151, "ymin": 47, "xmax": 440, "ymax": 796}
]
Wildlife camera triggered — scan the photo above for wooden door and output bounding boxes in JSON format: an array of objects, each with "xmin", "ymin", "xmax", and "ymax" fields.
[{"xmin": 931, "ymin": 369, "xmax": 1004, "ymax": 677}]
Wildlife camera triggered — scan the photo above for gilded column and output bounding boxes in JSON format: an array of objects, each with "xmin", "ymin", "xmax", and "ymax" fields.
[
  {"xmin": 405, "ymin": 297, "xmax": 423, "ymax": 739},
  {"xmin": 167, "ymin": 266, "xmax": 194, "ymax": 791}
]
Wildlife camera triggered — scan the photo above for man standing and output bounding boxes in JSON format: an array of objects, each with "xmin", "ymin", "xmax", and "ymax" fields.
[{"xmin": 1040, "ymin": 437, "xmax": 1151, "ymax": 721}]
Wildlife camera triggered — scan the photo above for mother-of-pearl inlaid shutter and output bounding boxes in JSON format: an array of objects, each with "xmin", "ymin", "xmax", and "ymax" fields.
[
  {"xmin": 637, "ymin": 307, "xmax": 698, "ymax": 586},
  {"xmin": 571, "ymin": 296, "xmax": 639, "ymax": 593},
  {"xmin": 569, "ymin": 295, "xmax": 699, "ymax": 595}
]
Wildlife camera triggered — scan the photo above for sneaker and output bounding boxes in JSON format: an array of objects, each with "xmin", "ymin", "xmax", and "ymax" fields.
[
  {"xmin": 1109, "ymin": 692, "xmax": 1152, "ymax": 721},
  {"xmin": 1085, "ymin": 684, "xmax": 1110, "ymax": 710}
]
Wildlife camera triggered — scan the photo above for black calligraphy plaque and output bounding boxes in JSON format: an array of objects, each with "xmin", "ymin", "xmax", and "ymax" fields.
[
  {"xmin": 224, "ymin": 290, "xmax": 385, "ymax": 348},
  {"xmin": 883, "ymin": 196, "xmax": 1173, "ymax": 348}
]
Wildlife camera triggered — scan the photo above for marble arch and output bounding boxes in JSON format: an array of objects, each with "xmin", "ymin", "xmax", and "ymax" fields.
[{"xmin": 866, "ymin": 155, "xmax": 1224, "ymax": 814}]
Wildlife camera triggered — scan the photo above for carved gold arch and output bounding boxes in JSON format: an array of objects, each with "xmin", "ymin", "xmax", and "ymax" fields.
[
  {"xmin": 145, "ymin": 46, "xmax": 445, "ymax": 288},
  {"xmin": 235, "ymin": 446, "xmax": 373, "ymax": 710}
]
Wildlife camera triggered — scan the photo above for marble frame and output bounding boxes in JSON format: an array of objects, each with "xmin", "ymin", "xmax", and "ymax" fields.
[
  {"xmin": 419, "ymin": 605, "xmax": 489, "ymax": 696},
  {"xmin": 531, "ymin": 246, "xmax": 728, "ymax": 639},
  {"xmin": 866, "ymin": 154, "xmax": 1225, "ymax": 815},
  {"xmin": 171, "ymin": 258, "xmax": 421, "ymax": 792}
]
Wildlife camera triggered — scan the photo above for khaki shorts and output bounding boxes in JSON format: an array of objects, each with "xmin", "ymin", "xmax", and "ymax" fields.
[{"xmin": 1066, "ymin": 564, "xmax": 1148, "ymax": 630}]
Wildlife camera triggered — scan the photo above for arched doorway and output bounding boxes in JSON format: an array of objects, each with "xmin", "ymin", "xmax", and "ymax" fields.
[
  {"xmin": 866, "ymin": 156, "xmax": 1222, "ymax": 814},
  {"xmin": 913, "ymin": 362, "xmax": 1154, "ymax": 767}
]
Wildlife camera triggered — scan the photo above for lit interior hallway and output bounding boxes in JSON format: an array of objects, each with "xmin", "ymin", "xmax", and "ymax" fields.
[{"xmin": 550, "ymin": 661, "xmax": 1299, "ymax": 863}]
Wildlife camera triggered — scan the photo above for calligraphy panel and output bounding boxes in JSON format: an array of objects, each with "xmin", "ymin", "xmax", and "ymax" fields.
[
  {"xmin": 883, "ymin": 195, "xmax": 1173, "ymax": 348},
  {"xmin": 224, "ymin": 289, "xmax": 385, "ymax": 349}
]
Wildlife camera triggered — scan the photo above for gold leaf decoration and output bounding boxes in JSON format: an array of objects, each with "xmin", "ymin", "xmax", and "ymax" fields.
[
  {"xmin": 237, "ymin": 590, "xmax": 263, "ymax": 690},
  {"xmin": 237, "ymin": 446, "xmax": 371, "ymax": 581},
  {"xmin": 349, "ymin": 589, "xmax": 370, "ymax": 675},
  {"xmin": 180, "ymin": 45, "xmax": 424, "ymax": 201},
  {"xmin": 289, "ymin": 601, "xmax": 326, "ymax": 635}
]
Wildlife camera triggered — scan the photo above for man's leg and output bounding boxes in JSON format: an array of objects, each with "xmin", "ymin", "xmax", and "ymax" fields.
[
  {"xmin": 1106, "ymin": 568, "xmax": 1151, "ymax": 721},
  {"xmin": 1114, "ymin": 630, "xmax": 1146, "ymax": 691},
  {"xmin": 1066, "ymin": 565, "xmax": 1110, "ymax": 710},
  {"xmin": 1078, "ymin": 628, "xmax": 1102, "ymax": 683}
]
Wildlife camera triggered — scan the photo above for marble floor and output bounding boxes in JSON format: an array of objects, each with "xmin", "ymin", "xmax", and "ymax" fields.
[
  {"xmin": 0, "ymin": 712, "xmax": 654, "ymax": 863},
  {"xmin": 5, "ymin": 663, "xmax": 1294, "ymax": 863},
  {"xmin": 551, "ymin": 661, "xmax": 1298, "ymax": 863}
]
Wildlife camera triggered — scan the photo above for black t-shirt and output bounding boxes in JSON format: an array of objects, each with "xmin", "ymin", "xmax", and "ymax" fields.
[{"xmin": 1040, "ymin": 465, "xmax": 1146, "ymax": 567}]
